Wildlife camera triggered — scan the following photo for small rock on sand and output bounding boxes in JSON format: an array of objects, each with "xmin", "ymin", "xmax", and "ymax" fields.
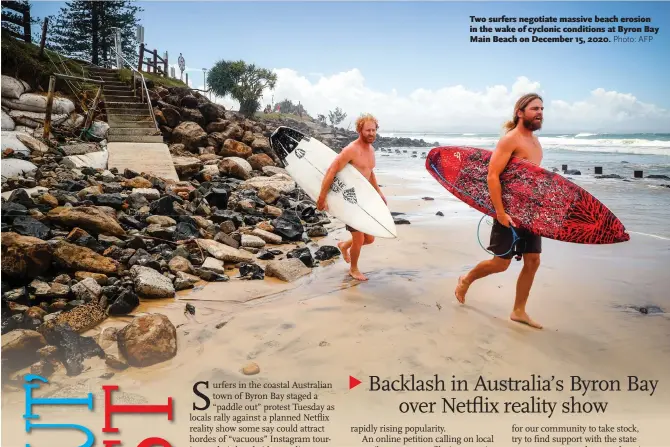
[{"xmin": 242, "ymin": 362, "xmax": 260, "ymax": 375}]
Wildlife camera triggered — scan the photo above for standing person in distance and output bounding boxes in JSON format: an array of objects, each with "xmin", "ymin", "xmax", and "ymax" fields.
[
  {"xmin": 316, "ymin": 113, "xmax": 387, "ymax": 281},
  {"xmin": 454, "ymin": 93, "xmax": 545, "ymax": 329}
]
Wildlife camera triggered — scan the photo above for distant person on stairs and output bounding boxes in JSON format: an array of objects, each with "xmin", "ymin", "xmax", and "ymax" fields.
[
  {"xmin": 316, "ymin": 113, "xmax": 387, "ymax": 281},
  {"xmin": 454, "ymin": 93, "xmax": 545, "ymax": 329}
]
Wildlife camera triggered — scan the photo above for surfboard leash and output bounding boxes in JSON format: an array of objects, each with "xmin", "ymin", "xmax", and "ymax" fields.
[{"xmin": 427, "ymin": 160, "xmax": 520, "ymax": 259}]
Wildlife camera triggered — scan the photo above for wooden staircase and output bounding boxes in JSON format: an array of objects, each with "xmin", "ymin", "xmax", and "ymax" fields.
[{"xmin": 87, "ymin": 67, "xmax": 163, "ymax": 143}]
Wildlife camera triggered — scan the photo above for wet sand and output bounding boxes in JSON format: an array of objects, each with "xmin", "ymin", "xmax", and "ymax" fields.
[{"xmin": 3, "ymin": 170, "xmax": 670, "ymax": 446}]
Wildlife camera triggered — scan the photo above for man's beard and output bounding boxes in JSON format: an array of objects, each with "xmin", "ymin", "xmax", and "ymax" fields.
[{"xmin": 523, "ymin": 117, "xmax": 542, "ymax": 131}]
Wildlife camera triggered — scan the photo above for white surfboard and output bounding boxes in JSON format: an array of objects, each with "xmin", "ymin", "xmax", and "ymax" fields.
[{"xmin": 269, "ymin": 126, "xmax": 397, "ymax": 238}]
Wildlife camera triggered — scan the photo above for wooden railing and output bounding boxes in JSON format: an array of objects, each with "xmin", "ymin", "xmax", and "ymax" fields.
[
  {"xmin": 137, "ymin": 42, "xmax": 168, "ymax": 76},
  {"xmin": 1, "ymin": 0, "xmax": 31, "ymax": 42}
]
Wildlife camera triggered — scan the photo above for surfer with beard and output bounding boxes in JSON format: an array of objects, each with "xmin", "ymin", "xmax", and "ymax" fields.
[
  {"xmin": 455, "ymin": 93, "xmax": 545, "ymax": 329},
  {"xmin": 316, "ymin": 114, "xmax": 387, "ymax": 281}
]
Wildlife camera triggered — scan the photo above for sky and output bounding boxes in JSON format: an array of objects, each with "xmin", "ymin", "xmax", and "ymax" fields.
[{"xmin": 29, "ymin": 1, "xmax": 670, "ymax": 134}]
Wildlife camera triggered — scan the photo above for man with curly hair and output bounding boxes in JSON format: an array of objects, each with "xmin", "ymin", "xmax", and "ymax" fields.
[{"xmin": 316, "ymin": 113, "xmax": 387, "ymax": 281}]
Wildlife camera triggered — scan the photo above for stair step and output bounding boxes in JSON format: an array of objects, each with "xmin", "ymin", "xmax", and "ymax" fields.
[
  {"xmin": 95, "ymin": 76, "xmax": 121, "ymax": 82},
  {"xmin": 106, "ymin": 120, "xmax": 157, "ymax": 129},
  {"xmin": 107, "ymin": 134, "xmax": 164, "ymax": 143},
  {"xmin": 107, "ymin": 108, "xmax": 151, "ymax": 116},
  {"xmin": 108, "ymin": 127, "xmax": 161, "ymax": 136},
  {"xmin": 104, "ymin": 95, "xmax": 139, "ymax": 103},
  {"xmin": 105, "ymin": 100, "xmax": 146, "ymax": 106},
  {"xmin": 104, "ymin": 87, "xmax": 134, "ymax": 94},
  {"xmin": 108, "ymin": 115, "xmax": 155, "ymax": 124}
]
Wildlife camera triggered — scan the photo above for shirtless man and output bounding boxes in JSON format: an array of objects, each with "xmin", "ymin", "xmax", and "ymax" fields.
[
  {"xmin": 454, "ymin": 93, "xmax": 545, "ymax": 329},
  {"xmin": 316, "ymin": 113, "xmax": 386, "ymax": 281}
]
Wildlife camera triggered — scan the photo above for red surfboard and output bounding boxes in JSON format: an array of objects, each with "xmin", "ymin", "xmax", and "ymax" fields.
[{"xmin": 426, "ymin": 146, "xmax": 630, "ymax": 244}]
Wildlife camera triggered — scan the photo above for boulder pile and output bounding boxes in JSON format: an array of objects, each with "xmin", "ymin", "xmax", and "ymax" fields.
[{"xmin": 1, "ymin": 76, "xmax": 344, "ymax": 383}]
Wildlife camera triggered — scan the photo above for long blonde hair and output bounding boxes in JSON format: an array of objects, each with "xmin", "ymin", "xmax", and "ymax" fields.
[{"xmin": 503, "ymin": 93, "xmax": 543, "ymax": 133}]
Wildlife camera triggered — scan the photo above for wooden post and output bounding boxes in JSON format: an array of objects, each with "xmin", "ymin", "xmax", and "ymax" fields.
[
  {"xmin": 153, "ymin": 48, "xmax": 158, "ymax": 73},
  {"xmin": 39, "ymin": 17, "xmax": 48, "ymax": 57},
  {"xmin": 163, "ymin": 51, "xmax": 168, "ymax": 77},
  {"xmin": 22, "ymin": 7, "xmax": 31, "ymax": 43},
  {"xmin": 634, "ymin": 171, "xmax": 643, "ymax": 178},
  {"xmin": 84, "ymin": 86, "xmax": 103, "ymax": 131},
  {"xmin": 185, "ymin": 73, "xmax": 188, "ymax": 86},
  {"xmin": 595, "ymin": 166, "xmax": 602, "ymax": 174},
  {"xmin": 138, "ymin": 43, "xmax": 145, "ymax": 72},
  {"xmin": 42, "ymin": 76, "xmax": 56, "ymax": 139}
]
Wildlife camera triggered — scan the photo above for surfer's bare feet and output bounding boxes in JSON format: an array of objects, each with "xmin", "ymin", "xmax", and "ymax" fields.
[
  {"xmin": 338, "ymin": 241, "xmax": 351, "ymax": 263},
  {"xmin": 455, "ymin": 275, "xmax": 470, "ymax": 304},
  {"xmin": 510, "ymin": 310, "xmax": 543, "ymax": 329},
  {"xmin": 349, "ymin": 268, "xmax": 368, "ymax": 281}
]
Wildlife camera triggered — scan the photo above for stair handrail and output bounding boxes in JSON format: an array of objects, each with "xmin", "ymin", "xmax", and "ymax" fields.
[{"xmin": 110, "ymin": 28, "xmax": 158, "ymax": 131}]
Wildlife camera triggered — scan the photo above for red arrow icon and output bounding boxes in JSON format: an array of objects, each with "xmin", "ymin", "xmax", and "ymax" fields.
[{"xmin": 349, "ymin": 376, "xmax": 361, "ymax": 389}]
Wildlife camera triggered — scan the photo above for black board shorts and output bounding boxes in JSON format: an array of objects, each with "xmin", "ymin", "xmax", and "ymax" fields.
[
  {"xmin": 345, "ymin": 224, "xmax": 359, "ymax": 233},
  {"xmin": 488, "ymin": 220, "xmax": 542, "ymax": 259}
]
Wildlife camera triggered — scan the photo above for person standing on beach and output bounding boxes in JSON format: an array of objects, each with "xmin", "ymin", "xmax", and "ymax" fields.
[
  {"xmin": 454, "ymin": 93, "xmax": 545, "ymax": 329},
  {"xmin": 316, "ymin": 113, "xmax": 387, "ymax": 281}
]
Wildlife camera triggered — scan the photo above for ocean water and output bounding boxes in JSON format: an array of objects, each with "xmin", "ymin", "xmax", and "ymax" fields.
[{"xmin": 375, "ymin": 132, "xmax": 670, "ymax": 240}]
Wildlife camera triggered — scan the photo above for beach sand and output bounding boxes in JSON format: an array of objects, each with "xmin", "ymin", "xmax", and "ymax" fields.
[{"xmin": 2, "ymin": 169, "xmax": 669, "ymax": 447}]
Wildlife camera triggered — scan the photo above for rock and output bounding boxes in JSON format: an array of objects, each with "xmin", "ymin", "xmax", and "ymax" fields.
[
  {"xmin": 47, "ymin": 206, "xmax": 126, "ymax": 237},
  {"xmin": 74, "ymin": 271, "xmax": 108, "ymax": 285},
  {"xmin": 218, "ymin": 157, "xmax": 252, "ymax": 180},
  {"xmin": 272, "ymin": 211, "xmax": 304, "ymax": 241},
  {"xmin": 239, "ymin": 263, "xmax": 264, "ymax": 280},
  {"xmin": 168, "ymin": 256, "xmax": 193, "ymax": 274},
  {"xmin": 247, "ymin": 153, "xmax": 275, "ymax": 171},
  {"xmin": 107, "ymin": 288, "xmax": 140, "ymax": 315},
  {"xmin": 257, "ymin": 186, "xmax": 280, "ymax": 204},
  {"xmin": 197, "ymin": 239, "xmax": 254, "ymax": 263},
  {"xmin": 146, "ymin": 215, "xmax": 176, "ymax": 226},
  {"xmin": 11, "ymin": 215, "xmax": 50, "ymax": 240},
  {"xmin": 307, "ymin": 226, "xmax": 328, "ymax": 237},
  {"xmin": 171, "ymin": 121, "xmax": 207, "ymax": 150},
  {"xmin": 241, "ymin": 234, "xmax": 265, "ymax": 248},
  {"xmin": 130, "ymin": 265, "xmax": 175, "ymax": 298},
  {"xmin": 132, "ymin": 188, "xmax": 161, "ymax": 201},
  {"xmin": 124, "ymin": 176, "xmax": 153, "ymax": 189},
  {"xmin": 117, "ymin": 313, "xmax": 178, "ymax": 367},
  {"xmin": 242, "ymin": 173, "xmax": 296, "ymax": 194},
  {"xmin": 41, "ymin": 323, "xmax": 104, "ymax": 376},
  {"xmin": 287, "ymin": 246, "xmax": 315, "ymax": 267},
  {"xmin": 70, "ymin": 277, "xmax": 102, "ymax": 302},
  {"xmin": 60, "ymin": 143, "xmax": 100, "ymax": 156},
  {"xmin": 251, "ymin": 228, "xmax": 283, "ymax": 245},
  {"xmin": 1, "ymin": 232, "xmax": 53, "ymax": 279},
  {"xmin": 265, "ymin": 258, "xmax": 312, "ymax": 282},
  {"xmin": 39, "ymin": 302, "xmax": 106, "ymax": 333},
  {"xmin": 201, "ymin": 257, "xmax": 225, "ymax": 274},
  {"xmin": 174, "ymin": 271, "xmax": 200, "ymax": 290},
  {"xmin": 314, "ymin": 245, "xmax": 340, "ymax": 261},
  {"xmin": 262, "ymin": 166, "xmax": 288, "ymax": 176},
  {"xmin": 1, "ymin": 329, "xmax": 46, "ymax": 372},
  {"xmin": 220, "ymin": 139, "xmax": 252, "ymax": 158},
  {"xmin": 173, "ymin": 156, "xmax": 203, "ymax": 179},
  {"xmin": 242, "ymin": 362, "xmax": 260, "ymax": 375},
  {"xmin": 53, "ymin": 241, "xmax": 120, "ymax": 275}
]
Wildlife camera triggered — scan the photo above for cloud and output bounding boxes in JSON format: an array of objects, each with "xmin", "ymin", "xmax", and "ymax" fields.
[{"xmin": 216, "ymin": 68, "xmax": 667, "ymax": 133}]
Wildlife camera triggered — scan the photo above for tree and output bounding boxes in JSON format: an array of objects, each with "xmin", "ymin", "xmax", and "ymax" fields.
[
  {"xmin": 46, "ymin": 1, "xmax": 142, "ymax": 66},
  {"xmin": 317, "ymin": 114, "xmax": 326, "ymax": 125},
  {"xmin": 328, "ymin": 107, "xmax": 347, "ymax": 128},
  {"xmin": 208, "ymin": 59, "xmax": 277, "ymax": 117}
]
